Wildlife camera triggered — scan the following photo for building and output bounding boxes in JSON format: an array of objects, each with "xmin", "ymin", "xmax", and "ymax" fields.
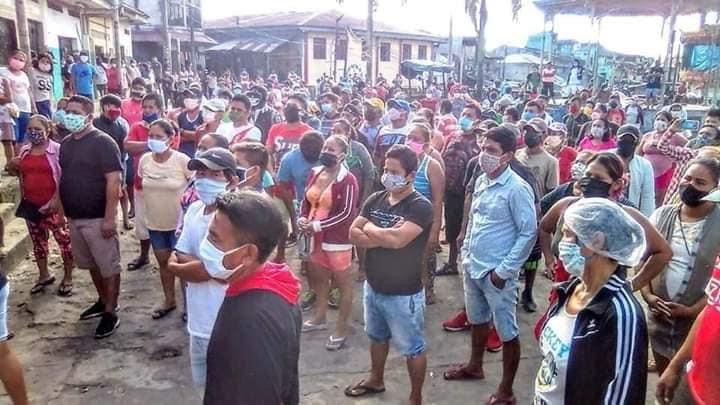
[{"xmin": 203, "ymin": 10, "xmax": 444, "ymax": 84}]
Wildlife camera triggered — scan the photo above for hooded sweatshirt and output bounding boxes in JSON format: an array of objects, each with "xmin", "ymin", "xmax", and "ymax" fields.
[{"xmin": 204, "ymin": 262, "xmax": 301, "ymax": 405}]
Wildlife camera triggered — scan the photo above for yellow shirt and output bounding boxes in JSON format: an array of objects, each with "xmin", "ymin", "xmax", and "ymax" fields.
[{"xmin": 138, "ymin": 151, "xmax": 192, "ymax": 231}]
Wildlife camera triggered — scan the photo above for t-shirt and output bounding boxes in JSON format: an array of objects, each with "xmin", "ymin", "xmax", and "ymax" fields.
[
  {"xmin": 93, "ymin": 116, "xmax": 128, "ymax": 157},
  {"xmin": 177, "ymin": 110, "xmax": 204, "ymax": 158},
  {"xmin": 0, "ymin": 68, "xmax": 32, "ymax": 112},
  {"xmin": 362, "ymin": 190, "xmax": 433, "ymax": 295},
  {"xmin": 127, "ymin": 122, "xmax": 150, "ymax": 189},
  {"xmin": 20, "ymin": 153, "xmax": 55, "ymax": 207},
  {"xmin": 577, "ymin": 136, "xmax": 617, "ymax": 153},
  {"xmin": 175, "ymin": 201, "xmax": 227, "ymax": 338},
  {"xmin": 556, "ymin": 147, "xmax": 577, "ymax": 184},
  {"xmin": 138, "ymin": 151, "xmax": 192, "ymax": 231},
  {"xmin": 359, "ymin": 122, "xmax": 383, "ymax": 152},
  {"xmin": 319, "ymin": 114, "xmax": 340, "ymax": 138},
  {"xmin": 59, "ymin": 130, "xmax": 123, "ymax": 219},
  {"xmin": 70, "ymin": 62, "xmax": 96, "ymax": 96},
  {"xmin": 217, "ymin": 122, "xmax": 261, "ymax": 144},
  {"xmin": 30, "ymin": 69, "xmax": 53, "ymax": 102},
  {"xmin": 515, "ymin": 148, "xmax": 559, "ymax": 196},
  {"xmin": 265, "ymin": 122, "xmax": 313, "ymax": 171},
  {"xmin": 688, "ymin": 257, "xmax": 720, "ymax": 404},
  {"xmin": 542, "ymin": 67, "xmax": 556, "ymax": 83},
  {"xmin": 535, "ymin": 303, "xmax": 577, "ymax": 405},
  {"xmin": 121, "ymin": 98, "xmax": 143, "ymax": 126},
  {"xmin": 277, "ymin": 149, "xmax": 317, "ymax": 199},
  {"xmin": 374, "ymin": 124, "xmax": 410, "ymax": 166}
]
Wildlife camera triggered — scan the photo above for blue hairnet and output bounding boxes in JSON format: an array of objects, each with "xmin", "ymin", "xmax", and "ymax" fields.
[{"xmin": 563, "ymin": 198, "xmax": 646, "ymax": 266}]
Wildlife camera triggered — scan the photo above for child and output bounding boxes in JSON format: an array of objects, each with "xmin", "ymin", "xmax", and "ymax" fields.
[
  {"xmin": 30, "ymin": 53, "xmax": 54, "ymax": 119},
  {"xmin": 231, "ymin": 141, "xmax": 273, "ymax": 194},
  {"xmin": 53, "ymin": 97, "xmax": 69, "ymax": 141}
]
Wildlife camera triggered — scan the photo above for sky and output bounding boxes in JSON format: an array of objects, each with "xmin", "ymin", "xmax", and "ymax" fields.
[{"xmin": 203, "ymin": 0, "xmax": 719, "ymax": 58}]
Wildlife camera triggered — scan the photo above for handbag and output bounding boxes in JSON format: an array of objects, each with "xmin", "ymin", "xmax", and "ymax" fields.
[{"xmin": 15, "ymin": 199, "xmax": 44, "ymax": 223}]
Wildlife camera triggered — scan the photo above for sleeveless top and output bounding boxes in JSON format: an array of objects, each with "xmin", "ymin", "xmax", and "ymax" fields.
[{"xmin": 413, "ymin": 155, "xmax": 432, "ymax": 200}]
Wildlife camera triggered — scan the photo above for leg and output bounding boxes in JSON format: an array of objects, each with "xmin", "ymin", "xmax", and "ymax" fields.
[
  {"xmin": 486, "ymin": 276, "xmax": 521, "ymax": 400},
  {"xmin": 653, "ymin": 350, "xmax": 671, "ymax": 376},
  {"xmin": 154, "ymin": 248, "xmax": 176, "ymax": 310},
  {"xmin": 49, "ymin": 217, "xmax": 75, "ymax": 287},
  {"xmin": 120, "ymin": 186, "xmax": 130, "ymax": 228},
  {"xmin": 27, "ymin": 219, "xmax": 52, "ymax": 282},
  {"xmin": 368, "ymin": 341, "xmax": 390, "ymax": 387},
  {"xmin": 407, "ymin": 353, "xmax": 427, "ymax": 405},
  {"xmin": 331, "ymin": 268, "xmax": 353, "ymax": 338},
  {"xmin": 421, "ymin": 250, "xmax": 437, "ymax": 304},
  {"xmin": 0, "ymin": 342, "xmax": 28, "ymax": 405},
  {"xmin": 126, "ymin": 186, "xmax": 135, "ymax": 218},
  {"xmin": 274, "ymin": 233, "xmax": 287, "ymax": 263},
  {"xmin": 497, "ymin": 338, "xmax": 521, "ymax": 399},
  {"xmin": 1, "ymin": 140, "xmax": 14, "ymax": 170},
  {"xmin": 89, "ymin": 268, "xmax": 106, "ymax": 303},
  {"xmin": 102, "ymin": 273, "xmax": 120, "ymax": 315},
  {"xmin": 306, "ymin": 263, "xmax": 330, "ymax": 325}
]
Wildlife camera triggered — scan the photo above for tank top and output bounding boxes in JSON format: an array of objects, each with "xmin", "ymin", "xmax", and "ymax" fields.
[{"xmin": 413, "ymin": 155, "xmax": 432, "ymax": 200}]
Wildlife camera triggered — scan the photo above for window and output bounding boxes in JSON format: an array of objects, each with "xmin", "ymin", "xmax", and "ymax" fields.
[
  {"xmin": 68, "ymin": 8, "xmax": 80, "ymax": 18},
  {"xmin": 418, "ymin": 45, "xmax": 427, "ymax": 60},
  {"xmin": 402, "ymin": 44, "xmax": 412, "ymax": 60},
  {"xmin": 47, "ymin": 0, "xmax": 64, "ymax": 13},
  {"xmin": 0, "ymin": 18, "xmax": 17, "ymax": 65},
  {"xmin": 28, "ymin": 20, "xmax": 44, "ymax": 53},
  {"xmin": 335, "ymin": 38, "xmax": 347, "ymax": 60},
  {"xmin": 313, "ymin": 37, "xmax": 326, "ymax": 60},
  {"xmin": 380, "ymin": 42, "xmax": 391, "ymax": 62}
]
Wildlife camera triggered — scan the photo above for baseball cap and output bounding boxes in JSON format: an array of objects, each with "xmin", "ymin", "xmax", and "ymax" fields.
[
  {"xmin": 548, "ymin": 122, "xmax": 567, "ymax": 135},
  {"xmin": 364, "ymin": 97, "xmax": 385, "ymax": 110},
  {"xmin": 703, "ymin": 189, "xmax": 720, "ymax": 203},
  {"xmin": 387, "ymin": 98, "xmax": 411, "ymax": 113},
  {"xmin": 183, "ymin": 88, "xmax": 202, "ymax": 99},
  {"xmin": 524, "ymin": 118, "xmax": 548, "ymax": 134},
  {"xmin": 203, "ymin": 98, "xmax": 227, "ymax": 113},
  {"xmin": 617, "ymin": 124, "xmax": 641, "ymax": 141},
  {"xmin": 188, "ymin": 148, "xmax": 236, "ymax": 171}
]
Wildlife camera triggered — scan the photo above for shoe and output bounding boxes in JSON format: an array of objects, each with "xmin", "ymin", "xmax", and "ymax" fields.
[
  {"xmin": 442, "ymin": 310, "xmax": 470, "ymax": 332},
  {"xmin": 521, "ymin": 290, "xmax": 537, "ymax": 313},
  {"xmin": 94, "ymin": 313, "xmax": 119, "ymax": 339},
  {"xmin": 328, "ymin": 288, "xmax": 340, "ymax": 309},
  {"xmin": 300, "ymin": 291, "xmax": 316, "ymax": 312},
  {"xmin": 486, "ymin": 328, "xmax": 503, "ymax": 353},
  {"xmin": 79, "ymin": 301, "xmax": 105, "ymax": 320}
]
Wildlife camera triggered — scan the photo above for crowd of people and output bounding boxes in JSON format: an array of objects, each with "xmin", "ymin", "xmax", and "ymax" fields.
[{"xmin": 0, "ymin": 47, "xmax": 720, "ymax": 405}]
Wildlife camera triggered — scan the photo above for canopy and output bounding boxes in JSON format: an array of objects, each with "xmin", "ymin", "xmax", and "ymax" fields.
[
  {"xmin": 533, "ymin": 0, "xmax": 718, "ymax": 17},
  {"xmin": 400, "ymin": 59, "xmax": 454, "ymax": 77}
]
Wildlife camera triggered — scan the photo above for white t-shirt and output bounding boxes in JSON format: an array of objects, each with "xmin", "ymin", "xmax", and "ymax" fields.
[
  {"xmin": 535, "ymin": 303, "xmax": 577, "ymax": 405},
  {"xmin": 175, "ymin": 200, "xmax": 228, "ymax": 339},
  {"xmin": 30, "ymin": 68, "xmax": 53, "ymax": 102},
  {"xmin": 217, "ymin": 121, "xmax": 261, "ymax": 144},
  {"xmin": 0, "ymin": 67, "xmax": 32, "ymax": 112}
]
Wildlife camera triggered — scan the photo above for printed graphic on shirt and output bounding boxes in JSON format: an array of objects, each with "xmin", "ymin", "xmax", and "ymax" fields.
[
  {"xmin": 536, "ymin": 326, "xmax": 569, "ymax": 390},
  {"xmin": 273, "ymin": 136, "xmax": 301, "ymax": 169},
  {"xmin": 366, "ymin": 208, "xmax": 403, "ymax": 229},
  {"xmin": 705, "ymin": 263, "xmax": 720, "ymax": 311}
]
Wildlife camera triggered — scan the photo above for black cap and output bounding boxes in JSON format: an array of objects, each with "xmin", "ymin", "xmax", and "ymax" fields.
[
  {"xmin": 182, "ymin": 88, "xmax": 202, "ymax": 99},
  {"xmin": 188, "ymin": 148, "xmax": 236, "ymax": 171}
]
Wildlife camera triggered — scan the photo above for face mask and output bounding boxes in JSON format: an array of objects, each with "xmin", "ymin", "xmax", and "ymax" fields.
[
  {"xmin": 79, "ymin": 55, "xmax": 89, "ymax": 63},
  {"xmin": 591, "ymin": 112, "xmax": 601, "ymax": 120},
  {"xmin": 203, "ymin": 111, "xmax": 217, "ymax": 123},
  {"xmin": 617, "ymin": 138, "xmax": 636, "ymax": 158},
  {"xmin": 195, "ymin": 178, "xmax": 228, "ymax": 205},
  {"xmin": 184, "ymin": 98, "xmax": 199, "ymax": 110},
  {"xmin": 558, "ymin": 241, "xmax": 586, "ymax": 278},
  {"xmin": 381, "ymin": 173, "xmax": 408, "ymax": 192},
  {"xmin": 320, "ymin": 103, "xmax": 333, "ymax": 114},
  {"xmin": 479, "ymin": 151, "xmax": 502, "ymax": 174},
  {"xmin": 671, "ymin": 111, "xmax": 682, "ymax": 119},
  {"xmin": 64, "ymin": 113, "xmax": 87, "ymax": 133},
  {"xmin": 521, "ymin": 111, "xmax": 537, "ymax": 121},
  {"xmin": 406, "ymin": 141, "xmax": 425, "ymax": 155},
  {"xmin": 609, "ymin": 101, "xmax": 618, "ymax": 109},
  {"xmin": 459, "ymin": 116, "xmax": 473, "ymax": 132},
  {"xmin": 524, "ymin": 132, "xmax": 541, "ymax": 148},
  {"xmin": 319, "ymin": 151, "xmax": 338, "ymax": 167},
  {"xmin": 9, "ymin": 58, "xmax": 25, "ymax": 70},
  {"xmin": 590, "ymin": 127, "xmax": 605, "ymax": 139},
  {"xmin": 570, "ymin": 161, "xmax": 587, "ymax": 181},
  {"xmin": 27, "ymin": 129, "xmax": 46, "ymax": 145},
  {"xmin": 199, "ymin": 237, "xmax": 243, "ymax": 280},
  {"xmin": 680, "ymin": 184, "xmax": 709, "ymax": 207},
  {"xmin": 579, "ymin": 175, "xmax": 612, "ymax": 198},
  {"xmin": 147, "ymin": 138, "xmax": 169, "ymax": 154},
  {"xmin": 107, "ymin": 108, "xmax": 121, "ymax": 121},
  {"xmin": 39, "ymin": 62, "xmax": 52, "ymax": 72},
  {"xmin": 569, "ymin": 104, "xmax": 579, "ymax": 114},
  {"xmin": 143, "ymin": 112, "xmax": 159, "ymax": 124},
  {"xmin": 654, "ymin": 120, "xmax": 668, "ymax": 132},
  {"xmin": 387, "ymin": 108, "xmax": 402, "ymax": 121},
  {"xmin": 284, "ymin": 106, "xmax": 300, "ymax": 123}
]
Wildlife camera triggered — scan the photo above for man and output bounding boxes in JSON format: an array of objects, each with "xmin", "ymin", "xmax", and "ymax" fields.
[
  {"xmin": 374, "ymin": 98, "xmax": 411, "ymax": 170},
  {"xmin": 614, "ymin": 125, "xmax": 655, "ymax": 216},
  {"xmin": 345, "ymin": 145, "xmax": 433, "ymax": 405},
  {"xmin": 545, "ymin": 122, "xmax": 577, "ymax": 184},
  {"xmin": 645, "ymin": 61, "xmax": 664, "ymax": 105},
  {"xmin": 198, "ymin": 99, "xmax": 225, "ymax": 138},
  {"xmin": 607, "ymin": 93, "xmax": 626, "ymax": 126},
  {"xmin": 59, "ymin": 95, "xmax": 123, "ymax": 338},
  {"xmin": 265, "ymin": 95, "xmax": 313, "ymax": 173},
  {"xmin": 625, "ymin": 96, "xmax": 645, "ymax": 128},
  {"xmin": 565, "ymin": 59, "xmax": 584, "ymax": 96},
  {"xmin": 70, "ymin": 50, "xmax": 97, "ymax": 99},
  {"xmin": 318, "ymin": 92, "xmax": 342, "ymax": 138},
  {"xmin": 443, "ymin": 127, "xmax": 537, "ymax": 405},
  {"xmin": 541, "ymin": 62, "xmax": 556, "ymax": 100},
  {"xmin": 704, "ymin": 107, "xmax": 720, "ymax": 128},
  {"xmin": 246, "ymin": 85, "xmax": 280, "ymax": 144},
  {"xmin": 562, "ymin": 96, "xmax": 589, "ymax": 147},
  {"xmin": 217, "ymin": 94, "xmax": 261, "ymax": 145},
  {"xmin": 203, "ymin": 192, "xmax": 301, "ymax": 405},
  {"xmin": 0, "ymin": 274, "xmax": 28, "ymax": 405},
  {"xmin": 121, "ymin": 77, "xmax": 146, "ymax": 126},
  {"xmin": 358, "ymin": 97, "xmax": 384, "ymax": 153},
  {"xmin": 525, "ymin": 65, "xmax": 541, "ymax": 95},
  {"xmin": 93, "ymin": 94, "xmax": 131, "ymax": 230}
]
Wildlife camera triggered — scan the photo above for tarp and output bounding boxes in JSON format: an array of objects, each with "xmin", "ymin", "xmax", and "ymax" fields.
[
  {"xmin": 688, "ymin": 45, "xmax": 720, "ymax": 72},
  {"xmin": 400, "ymin": 59, "xmax": 454, "ymax": 76}
]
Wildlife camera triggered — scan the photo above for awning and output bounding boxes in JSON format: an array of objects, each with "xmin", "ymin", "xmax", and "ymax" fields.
[
  {"xmin": 132, "ymin": 28, "xmax": 217, "ymax": 45},
  {"xmin": 203, "ymin": 37, "xmax": 288, "ymax": 53},
  {"xmin": 533, "ymin": 0, "xmax": 719, "ymax": 17}
]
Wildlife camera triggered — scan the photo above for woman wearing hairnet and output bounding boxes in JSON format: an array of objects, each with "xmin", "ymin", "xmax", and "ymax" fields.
[{"xmin": 534, "ymin": 198, "xmax": 649, "ymax": 404}]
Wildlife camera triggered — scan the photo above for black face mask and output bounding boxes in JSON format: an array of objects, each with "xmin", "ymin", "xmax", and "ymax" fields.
[
  {"xmin": 319, "ymin": 152, "xmax": 338, "ymax": 167},
  {"xmin": 617, "ymin": 138, "xmax": 636, "ymax": 158},
  {"xmin": 524, "ymin": 132, "xmax": 541, "ymax": 148},
  {"xmin": 609, "ymin": 101, "xmax": 619, "ymax": 109},
  {"xmin": 680, "ymin": 184, "xmax": 709, "ymax": 207},
  {"xmin": 235, "ymin": 167, "xmax": 246, "ymax": 182},
  {"xmin": 284, "ymin": 106, "xmax": 300, "ymax": 123},
  {"xmin": 579, "ymin": 176, "xmax": 612, "ymax": 198}
]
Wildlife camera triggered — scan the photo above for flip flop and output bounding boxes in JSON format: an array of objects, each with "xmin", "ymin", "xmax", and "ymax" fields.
[
  {"xmin": 443, "ymin": 365, "xmax": 485, "ymax": 380},
  {"xmin": 325, "ymin": 335, "xmax": 346, "ymax": 351},
  {"xmin": 57, "ymin": 282, "xmax": 73, "ymax": 297},
  {"xmin": 344, "ymin": 380, "xmax": 386, "ymax": 397},
  {"xmin": 123, "ymin": 222, "xmax": 134, "ymax": 231},
  {"xmin": 486, "ymin": 394, "xmax": 517, "ymax": 405},
  {"xmin": 30, "ymin": 276, "xmax": 56, "ymax": 294},
  {"xmin": 301, "ymin": 320, "xmax": 327, "ymax": 332},
  {"xmin": 151, "ymin": 306, "xmax": 176, "ymax": 320},
  {"xmin": 127, "ymin": 257, "xmax": 149, "ymax": 271}
]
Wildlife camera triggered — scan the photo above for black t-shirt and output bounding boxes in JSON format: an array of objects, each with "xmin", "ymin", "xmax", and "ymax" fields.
[
  {"xmin": 205, "ymin": 290, "xmax": 301, "ymax": 405},
  {"xmin": 362, "ymin": 190, "xmax": 433, "ymax": 295},
  {"xmin": 59, "ymin": 129, "xmax": 123, "ymax": 220},
  {"xmin": 92, "ymin": 116, "xmax": 127, "ymax": 157},
  {"xmin": 0, "ymin": 273, "xmax": 6, "ymax": 290},
  {"xmin": 177, "ymin": 111, "xmax": 204, "ymax": 157}
]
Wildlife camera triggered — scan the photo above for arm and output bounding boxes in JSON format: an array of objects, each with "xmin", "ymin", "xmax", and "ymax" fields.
[
  {"xmin": 656, "ymin": 132, "xmax": 696, "ymax": 164},
  {"xmin": 547, "ymin": 160, "xmax": 559, "ymax": 193},
  {"xmin": 167, "ymin": 252, "xmax": 212, "ymax": 282},
  {"xmin": 494, "ymin": 186, "xmax": 538, "ymax": 280},
  {"xmin": 349, "ymin": 216, "xmax": 380, "ymax": 249},
  {"xmin": 639, "ymin": 160, "xmax": 656, "ymax": 217},
  {"xmin": 539, "ymin": 198, "xmax": 571, "ymax": 270},
  {"xmin": 102, "ymin": 171, "xmax": 121, "ymax": 238},
  {"xmin": 124, "ymin": 127, "xmax": 150, "ymax": 155},
  {"xmin": 624, "ymin": 206, "xmax": 672, "ymax": 291},
  {"xmin": 363, "ymin": 220, "xmax": 424, "ymax": 250},
  {"xmin": 355, "ymin": 143, "xmax": 376, "ymax": 202},
  {"xmin": 426, "ymin": 160, "xmax": 445, "ymax": 248}
]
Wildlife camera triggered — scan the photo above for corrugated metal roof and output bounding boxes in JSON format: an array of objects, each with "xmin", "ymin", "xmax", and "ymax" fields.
[
  {"xmin": 204, "ymin": 37, "xmax": 287, "ymax": 53},
  {"xmin": 533, "ymin": 0, "xmax": 719, "ymax": 16}
]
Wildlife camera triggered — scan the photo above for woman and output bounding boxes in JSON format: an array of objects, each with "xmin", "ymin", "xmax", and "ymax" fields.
[
  {"xmin": 8, "ymin": 115, "xmax": 73, "ymax": 296},
  {"xmin": 643, "ymin": 158, "xmax": 720, "ymax": 376},
  {"xmin": 417, "ymin": 107, "xmax": 446, "ymax": 152},
  {"xmin": 405, "ymin": 123, "xmax": 445, "ymax": 304},
  {"xmin": 638, "ymin": 111, "xmax": 687, "ymax": 206},
  {"xmin": 535, "ymin": 198, "xmax": 648, "ymax": 404},
  {"xmin": 545, "ymin": 122, "xmax": 577, "ymax": 183},
  {"xmin": 577, "ymin": 118, "xmax": 617, "ymax": 152},
  {"xmin": 138, "ymin": 119, "xmax": 192, "ymax": 319},
  {"xmin": 330, "ymin": 119, "xmax": 375, "ymax": 204},
  {"xmin": 299, "ymin": 135, "xmax": 359, "ymax": 351}
]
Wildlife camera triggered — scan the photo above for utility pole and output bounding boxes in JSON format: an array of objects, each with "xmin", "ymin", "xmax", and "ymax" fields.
[
  {"xmin": 15, "ymin": 0, "xmax": 31, "ymax": 55},
  {"xmin": 366, "ymin": 0, "xmax": 374, "ymax": 84},
  {"xmin": 162, "ymin": 0, "xmax": 173, "ymax": 73},
  {"xmin": 112, "ymin": 0, "xmax": 122, "ymax": 63}
]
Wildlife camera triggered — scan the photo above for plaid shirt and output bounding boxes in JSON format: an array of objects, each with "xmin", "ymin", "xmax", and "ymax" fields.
[{"xmin": 657, "ymin": 133, "xmax": 697, "ymax": 205}]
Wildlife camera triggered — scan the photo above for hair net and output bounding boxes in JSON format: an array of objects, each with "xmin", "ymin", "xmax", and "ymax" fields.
[{"xmin": 563, "ymin": 198, "xmax": 646, "ymax": 266}]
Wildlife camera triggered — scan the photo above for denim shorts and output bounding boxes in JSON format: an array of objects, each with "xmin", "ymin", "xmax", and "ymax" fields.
[
  {"xmin": 148, "ymin": 230, "xmax": 177, "ymax": 251},
  {"xmin": 0, "ymin": 283, "xmax": 8, "ymax": 342},
  {"xmin": 15, "ymin": 111, "xmax": 31, "ymax": 144},
  {"xmin": 463, "ymin": 271, "xmax": 519, "ymax": 342},
  {"xmin": 363, "ymin": 282, "xmax": 425, "ymax": 358},
  {"xmin": 189, "ymin": 334, "xmax": 209, "ymax": 386}
]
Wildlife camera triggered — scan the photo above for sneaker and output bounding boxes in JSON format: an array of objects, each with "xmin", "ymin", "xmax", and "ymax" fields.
[
  {"xmin": 328, "ymin": 288, "xmax": 341, "ymax": 309},
  {"xmin": 486, "ymin": 328, "xmax": 503, "ymax": 353},
  {"xmin": 521, "ymin": 290, "xmax": 537, "ymax": 313},
  {"xmin": 442, "ymin": 310, "xmax": 470, "ymax": 332},
  {"xmin": 79, "ymin": 301, "xmax": 105, "ymax": 320},
  {"xmin": 300, "ymin": 291, "xmax": 316, "ymax": 312},
  {"xmin": 94, "ymin": 313, "xmax": 119, "ymax": 339}
]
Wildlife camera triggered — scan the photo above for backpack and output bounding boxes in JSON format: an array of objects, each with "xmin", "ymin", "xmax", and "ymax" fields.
[{"xmin": 442, "ymin": 135, "xmax": 479, "ymax": 195}]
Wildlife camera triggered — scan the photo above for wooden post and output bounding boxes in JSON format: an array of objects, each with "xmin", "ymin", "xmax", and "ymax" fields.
[
  {"xmin": 662, "ymin": 0, "xmax": 679, "ymax": 103},
  {"xmin": 15, "ymin": 0, "xmax": 31, "ymax": 55}
]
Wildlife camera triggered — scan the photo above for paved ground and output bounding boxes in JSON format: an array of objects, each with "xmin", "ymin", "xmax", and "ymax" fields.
[{"xmin": 0, "ymin": 226, "xmax": 659, "ymax": 404}]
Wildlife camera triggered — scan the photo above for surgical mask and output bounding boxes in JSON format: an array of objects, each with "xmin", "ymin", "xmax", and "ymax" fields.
[
  {"xmin": 319, "ymin": 152, "xmax": 338, "ymax": 167},
  {"xmin": 579, "ymin": 176, "xmax": 612, "ymax": 198},
  {"xmin": 195, "ymin": 178, "xmax": 228, "ymax": 206},
  {"xmin": 590, "ymin": 127, "xmax": 605, "ymax": 139},
  {"xmin": 459, "ymin": 116, "xmax": 473, "ymax": 132},
  {"xmin": 9, "ymin": 57, "xmax": 25, "ymax": 70},
  {"xmin": 27, "ymin": 129, "xmax": 46, "ymax": 145},
  {"xmin": 79, "ymin": 55, "xmax": 89, "ymax": 63},
  {"xmin": 63, "ymin": 113, "xmax": 87, "ymax": 133},
  {"xmin": 147, "ymin": 138, "xmax": 169, "ymax": 154},
  {"xmin": 381, "ymin": 173, "xmax": 407, "ymax": 192},
  {"xmin": 107, "ymin": 108, "xmax": 122, "ymax": 121},
  {"xmin": 591, "ymin": 112, "xmax": 601, "ymax": 120},
  {"xmin": 199, "ymin": 237, "xmax": 243, "ymax": 280},
  {"xmin": 654, "ymin": 120, "xmax": 668, "ymax": 132},
  {"xmin": 521, "ymin": 111, "xmax": 537, "ymax": 121},
  {"xmin": 671, "ymin": 111, "xmax": 682, "ymax": 119},
  {"xmin": 203, "ymin": 111, "xmax": 217, "ymax": 123},
  {"xmin": 39, "ymin": 62, "xmax": 52, "ymax": 72},
  {"xmin": 184, "ymin": 98, "xmax": 199, "ymax": 110},
  {"xmin": 406, "ymin": 141, "xmax": 425, "ymax": 155},
  {"xmin": 680, "ymin": 184, "xmax": 709, "ymax": 207},
  {"xmin": 143, "ymin": 112, "xmax": 159, "ymax": 124},
  {"xmin": 558, "ymin": 241, "xmax": 586, "ymax": 278},
  {"xmin": 479, "ymin": 151, "xmax": 502, "ymax": 174},
  {"xmin": 570, "ymin": 161, "xmax": 587, "ymax": 181},
  {"xmin": 387, "ymin": 108, "xmax": 402, "ymax": 121},
  {"xmin": 320, "ymin": 103, "xmax": 333, "ymax": 114}
]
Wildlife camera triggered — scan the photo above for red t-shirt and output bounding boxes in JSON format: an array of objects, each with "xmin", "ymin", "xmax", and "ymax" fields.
[
  {"xmin": 265, "ymin": 122, "xmax": 313, "ymax": 172},
  {"xmin": 127, "ymin": 123, "xmax": 149, "ymax": 190},
  {"xmin": 557, "ymin": 146, "xmax": 578, "ymax": 184},
  {"xmin": 121, "ymin": 98, "xmax": 143, "ymax": 126},
  {"xmin": 688, "ymin": 257, "xmax": 720, "ymax": 405},
  {"xmin": 20, "ymin": 154, "xmax": 55, "ymax": 207}
]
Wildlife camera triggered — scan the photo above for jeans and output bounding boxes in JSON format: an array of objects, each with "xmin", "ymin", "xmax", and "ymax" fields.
[
  {"xmin": 189, "ymin": 334, "xmax": 210, "ymax": 386},
  {"xmin": 0, "ymin": 283, "xmax": 9, "ymax": 341},
  {"xmin": 463, "ymin": 270, "xmax": 519, "ymax": 342}
]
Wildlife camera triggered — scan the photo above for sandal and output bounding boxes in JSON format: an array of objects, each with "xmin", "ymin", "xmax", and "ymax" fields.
[
  {"xmin": 57, "ymin": 281, "xmax": 73, "ymax": 297},
  {"xmin": 344, "ymin": 379, "xmax": 386, "ymax": 397},
  {"xmin": 301, "ymin": 320, "xmax": 327, "ymax": 332},
  {"xmin": 123, "ymin": 222, "xmax": 134, "ymax": 231},
  {"xmin": 443, "ymin": 365, "xmax": 485, "ymax": 380},
  {"xmin": 127, "ymin": 257, "xmax": 149, "ymax": 271},
  {"xmin": 486, "ymin": 394, "xmax": 517, "ymax": 405},
  {"xmin": 30, "ymin": 276, "xmax": 56, "ymax": 294},
  {"xmin": 151, "ymin": 306, "xmax": 176, "ymax": 320},
  {"xmin": 436, "ymin": 263, "xmax": 459, "ymax": 276},
  {"xmin": 325, "ymin": 335, "xmax": 347, "ymax": 351}
]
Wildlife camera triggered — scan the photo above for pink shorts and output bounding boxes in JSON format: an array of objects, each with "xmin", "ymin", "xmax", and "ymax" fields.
[
  {"xmin": 310, "ymin": 235, "xmax": 352, "ymax": 272},
  {"xmin": 655, "ymin": 166, "xmax": 675, "ymax": 191}
]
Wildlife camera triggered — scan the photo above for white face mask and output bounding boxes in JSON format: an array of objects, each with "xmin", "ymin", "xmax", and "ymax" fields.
[
  {"xmin": 654, "ymin": 120, "xmax": 668, "ymax": 132},
  {"xmin": 479, "ymin": 151, "xmax": 502, "ymax": 174},
  {"xmin": 79, "ymin": 55, "xmax": 89, "ymax": 63},
  {"xmin": 199, "ymin": 236, "xmax": 243, "ymax": 280},
  {"xmin": 203, "ymin": 110, "xmax": 217, "ymax": 123},
  {"xmin": 591, "ymin": 127, "xmax": 605, "ymax": 139}
]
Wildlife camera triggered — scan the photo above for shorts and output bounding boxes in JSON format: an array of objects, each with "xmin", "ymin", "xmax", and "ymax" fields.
[
  {"xmin": 15, "ymin": 111, "xmax": 31, "ymax": 144},
  {"xmin": 646, "ymin": 87, "xmax": 661, "ymax": 98},
  {"xmin": 655, "ymin": 166, "xmax": 675, "ymax": 191},
  {"xmin": 0, "ymin": 283, "xmax": 8, "ymax": 341},
  {"xmin": 0, "ymin": 121, "xmax": 14, "ymax": 141},
  {"xmin": 134, "ymin": 190, "xmax": 149, "ymax": 240},
  {"xmin": 310, "ymin": 244, "xmax": 352, "ymax": 272},
  {"xmin": 463, "ymin": 270, "xmax": 519, "ymax": 342},
  {"xmin": 542, "ymin": 82, "xmax": 554, "ymax": 97},
  {"xmin": 35, "ymin": 100, "xmax": 52, "ymax": 119},
  {"xmin": 363, "ymin": 282, "xmax": 426, "ymax": 358},
  {"xmin": 68, "ymin": 218, "xmax": 121, "ymax": 278},
  {"xmin": 189, "ymin": 334, "xmax": 210, "ymax": 386},
  {"xmin": 149, "ymin": 229, "xmax": 177, "ymax": 251},
  {"xmin": 444, "ymin": 192, "xmax": 464, "ymax": 242}
]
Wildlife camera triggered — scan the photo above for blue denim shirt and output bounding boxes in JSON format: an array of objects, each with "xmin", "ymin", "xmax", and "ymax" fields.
[{"xmin": 462, "ymin": 166, "xmax": 537, "ymax": 280}]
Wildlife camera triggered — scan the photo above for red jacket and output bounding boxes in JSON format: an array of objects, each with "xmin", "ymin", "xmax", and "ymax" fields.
[{"xmin": 300, "ymin": 165, "xmax": 358, "ymax": 251}]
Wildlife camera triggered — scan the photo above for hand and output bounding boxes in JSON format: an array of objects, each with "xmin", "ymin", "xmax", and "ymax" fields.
[
  {"xmin": 101, "ymin": 218, "xmax": 117, "ymax": 239},
  {"xmin": 668, "ymin": 118, "xmax": 683, "ymax": 133},
  {"xmin": 392, "ymin": 219, "xmax": 405, "ymax": 229},
  {"xmin": 665, "ymin": 302, "xmax": 693, "ymax": 319},
  {"xmin": 645, "ymin": 294, "xmax": 671, "ymax": 318},
  {"xmin": 656, "ymin": 365, "xmax": 682, "ymax": 405},
  {"xmin": 489, "ymin": 270, "xmax": 506, "ymax": 289},
  {"xmin": 544, "ymin": 255, "xmax": 556, "ymax": 275},
  {"xmin": 297, "ymin": 218, "xmax": 312, "ymax": 233},
  {"xmin": 427, "ymin": 234, "xmax": 440, "ymax": 252}
]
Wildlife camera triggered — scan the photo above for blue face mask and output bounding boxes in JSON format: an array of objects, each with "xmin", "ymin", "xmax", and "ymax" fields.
[
  {"xmin": 195, "ymin": 178, "xmax": 228, "ymax": 206},
  {"xmin": 522, "ymin": 111, "xmax": 537, "ymax": 121},
  {"xmin": 143, "ymin": 112, "xmax": 159, "ymax": 124},
  {"xmin": 558, "ymin": 240, "xmax": 586, "ymax": 278},
  {"xmin": 321, "ymin": 103, "xmax": 333, "ymax": 114},
  {"xmin": 459, "ymin": 116, "xmax": 474, "ymax": 132}
]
